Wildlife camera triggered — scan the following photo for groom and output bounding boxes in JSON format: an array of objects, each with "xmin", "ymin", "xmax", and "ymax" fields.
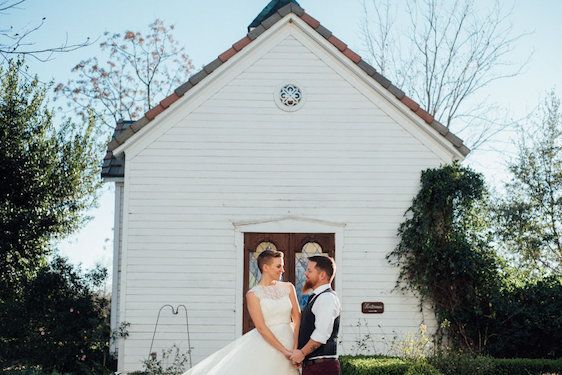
[{"xmin": 290, "ymin": 256, "xmax": 342, "ymax": 374}]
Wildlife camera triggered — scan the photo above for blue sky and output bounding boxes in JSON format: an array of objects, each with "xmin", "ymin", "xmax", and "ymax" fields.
[{"xmin": 5, "ymin": 0, "xmax": 562, "ymax": 272}]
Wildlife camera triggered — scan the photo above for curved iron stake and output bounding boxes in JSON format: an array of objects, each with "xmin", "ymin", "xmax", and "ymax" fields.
[{"xmin": 148, "ymin": 304, "xmax": 193, "ymax": 369}]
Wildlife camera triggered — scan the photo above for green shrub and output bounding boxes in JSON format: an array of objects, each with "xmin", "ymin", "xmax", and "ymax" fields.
[
  {"xmin": 405, "ymin": 362, "xmax": 442, "ymax": 375},
  {"xmin": 493, "ymin": 358, "xmax": 562, "ymax": 375},
  {"xmin": 430, "ymin": 354, "xmax": 562, "ymax": 375},
  {"xmin": 340, "ymin": 356, "xmax": 410, "ymax": 375},
  {"xmin": 340, "ymin": 355, "xmax": 562, "ymax": 375},
  {"xmin": 489, "ymin": 276, "xmax": 562, "ymax": 359},
  {"xmin": 0, "ymin": 257, "xmax": 115, "ymax": 374},
  {"xmin": 430, "ymin": 354, "xmax": 496, "ymax": 375},
  {"xmin": 1, "ymin": 369, "xmax": 68, "ymax": 375},
  {"xmin": 388, "ymin": 163, "xmax": 501, "ymax": 353},
  {"xmin": 389, "ymin": 162, "xmax": 562, "ymax": 358}
]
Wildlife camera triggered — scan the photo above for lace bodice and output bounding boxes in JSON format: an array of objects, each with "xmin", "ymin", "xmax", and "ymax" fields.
[{"xmin": 249, "ymin": 282, "xmax": 292, "ymax": 327}]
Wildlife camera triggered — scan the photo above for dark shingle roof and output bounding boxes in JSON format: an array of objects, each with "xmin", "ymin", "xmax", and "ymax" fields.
[
  {"xmin": 102, "ymin": 2, "xmax": 470, "ymax": 179},
  {"xmin": 248, "ymin": 0, "xmax": 300, "ymax": 30},
  {"xmin": 101, "ymin": 120, "xmax": 132, "ymax": 178}
]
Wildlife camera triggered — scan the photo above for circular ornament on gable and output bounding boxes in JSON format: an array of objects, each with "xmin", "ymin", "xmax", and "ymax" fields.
[{"xmin": 275, "ymin": 83, "xmax": 305, "ymax": 111}]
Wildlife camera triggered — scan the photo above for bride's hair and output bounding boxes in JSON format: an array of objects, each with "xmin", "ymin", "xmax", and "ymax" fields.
[{"xmin": 257, "ymin": 249, "xmax": 283, "ymax": 272}]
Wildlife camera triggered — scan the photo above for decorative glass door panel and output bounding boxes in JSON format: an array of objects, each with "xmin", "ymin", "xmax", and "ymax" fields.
[{"xmin": 243, "ymin": 233, "xmax": 335, "ymax": 333}]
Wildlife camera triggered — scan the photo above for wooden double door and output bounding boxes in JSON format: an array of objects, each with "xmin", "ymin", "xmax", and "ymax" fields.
[{"xmin": 242, "ymin": 232, "xmax": 335, "ymax": 333}]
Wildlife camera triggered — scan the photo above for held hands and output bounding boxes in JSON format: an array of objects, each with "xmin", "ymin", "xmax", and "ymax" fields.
[
  {"xmin": 283, "ymin": 349, "xmax": 293, "ymax": 360},
  {"xmin": 283, "ymin": 348, "xmax": 304, "ymax": 368},
  {"xmin": 290, "ymin": 349, "xmax": 305, "ymax": 365}
]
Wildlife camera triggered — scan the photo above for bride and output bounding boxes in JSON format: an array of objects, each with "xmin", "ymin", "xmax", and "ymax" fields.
[{"xmin": 183, "ymin": 249, "xmax": 301, "ymax": 374}]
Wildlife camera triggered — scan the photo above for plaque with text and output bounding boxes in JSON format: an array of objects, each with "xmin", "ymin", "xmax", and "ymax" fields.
[{"xmin": 361, "ymin": 302, "xmax": 384, "ymax": 314}]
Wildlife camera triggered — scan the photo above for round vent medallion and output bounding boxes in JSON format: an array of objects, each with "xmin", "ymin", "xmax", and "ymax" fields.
[{"xmin": 275, "ymin": 83, "xmax": 305, "ymax": 111}]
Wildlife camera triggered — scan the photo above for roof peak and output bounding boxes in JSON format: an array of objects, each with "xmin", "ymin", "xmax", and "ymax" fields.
[
  {"xmin": 248, "ymin": 0, "xmax": 301, "ymax": 31},
  {"xmin": 103, "ymin": 4, "xmax": 470, "ymax": 178}
]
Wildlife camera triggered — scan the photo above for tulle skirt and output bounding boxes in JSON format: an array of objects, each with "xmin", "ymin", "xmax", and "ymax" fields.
[{"xmin": 183, "ymin": 323, "xmax": 299, "ymax": 375}]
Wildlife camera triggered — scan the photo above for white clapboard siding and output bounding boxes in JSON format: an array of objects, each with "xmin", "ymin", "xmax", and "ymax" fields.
[
  {"xmin": 110, "ymin": 182, "xmax": 124, "ymax": 355},
  {"xmin": 116, "ymin": 23, "xmax": 452, "ymax": 373}
]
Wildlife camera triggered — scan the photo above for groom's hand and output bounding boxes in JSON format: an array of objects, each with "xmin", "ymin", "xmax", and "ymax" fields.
[{"xmin": 290, "ymin": 349, "xmax": 305, "ymax": 364}]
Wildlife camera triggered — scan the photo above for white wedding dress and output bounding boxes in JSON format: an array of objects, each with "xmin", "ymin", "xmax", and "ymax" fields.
[{"xmin": 183, "ymin": 281, "xmax": 299, "ymax": 375}]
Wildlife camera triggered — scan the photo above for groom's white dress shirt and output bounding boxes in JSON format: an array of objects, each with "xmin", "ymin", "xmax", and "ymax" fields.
[{"xmin": 309, "ymin": 283, "xmax": 342, "ymax": 359}]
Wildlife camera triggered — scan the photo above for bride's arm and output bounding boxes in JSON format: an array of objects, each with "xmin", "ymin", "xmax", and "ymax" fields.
[
  {"xmin": 288, "ymin": 283, "xmax": 301, "ymax": 350},
  {"xmin": 246, "ymin": 291, "xmax": 292, "ymax": 358}
]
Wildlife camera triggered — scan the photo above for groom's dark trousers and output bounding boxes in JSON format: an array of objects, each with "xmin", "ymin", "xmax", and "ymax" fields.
[{"xmin": 302, "ymin": 358, "xmax": 340, "ymax": 375}]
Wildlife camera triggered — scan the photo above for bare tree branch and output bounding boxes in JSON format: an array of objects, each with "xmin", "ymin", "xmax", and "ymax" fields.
[
  {"xmin": 361, "ymin": 0, "xmax": 531, "ymax": 151},
  {"xmin": 0, "ymin": 0, "xmax": 92, "ymax": 64}
]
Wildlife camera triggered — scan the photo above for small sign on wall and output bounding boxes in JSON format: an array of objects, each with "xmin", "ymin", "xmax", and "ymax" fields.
[{"xmin": 362, "ymin": 302, "xmax": 384, "ymax": 314}]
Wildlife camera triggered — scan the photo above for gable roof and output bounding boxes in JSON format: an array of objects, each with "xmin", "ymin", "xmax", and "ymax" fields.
[{"xmin": 102, "ymin": 2, "xmax": 470, "ymax": 179}]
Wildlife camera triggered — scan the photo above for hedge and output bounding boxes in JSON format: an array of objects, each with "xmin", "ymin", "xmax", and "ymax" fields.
[
  {"xmin": 340, "ymin": 355, "xmax": 562, "ymax": 375},
  {"xmin": 340, "ymin": 356, "xmax": 411, "ymax": 375},
  {"xmin": 5, "ymin": 356, "xmax": 562, "ymax": 375}
]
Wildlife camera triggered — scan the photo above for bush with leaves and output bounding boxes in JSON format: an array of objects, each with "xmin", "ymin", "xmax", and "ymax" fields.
[
  {"xmin": 405, "ymin": 361, "xmax": 442, "ymax": 375},
  {"xmin": 430, "ymin": 353, "xmax": 562, "ymax": 375},
  {"xmin": 494, "ymin": 91, "xmax": 562, "ymax": 276},
  {"xmin": 339, "ymin": 356, "xmax": 410, "ymax": 375},
  {"xmin": 129, "ymin": 345, "xmax": 190, "ymax": 375},
  {"xmin": 489, "ymin": 275, "xmax": 562, "ymax": 359},
  {"xmin": 1, "ymin": 256, "xmax": 115, "ymax": 374},
  {"xmin": 388, "ymin": 162, "xmax": 501, "ymax": 352},
  {"xmin": 389, "ymin": 162, "xmax": 562, "ymax": 358},
  {"xmin": 0, "ymin": 59, "xmax": 101, "ymax": 292},
  {"xmin": 0, "ymin": 60, "xmax": 109, "ymax": 373}
]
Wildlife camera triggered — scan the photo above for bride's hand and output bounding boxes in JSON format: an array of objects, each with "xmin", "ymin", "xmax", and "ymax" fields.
[{"xmin": 283, "ymin": 349, "xmax": 293, "ymax": 359}]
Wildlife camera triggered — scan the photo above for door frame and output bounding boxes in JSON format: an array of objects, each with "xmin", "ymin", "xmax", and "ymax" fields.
[{"xmin": 233, "ymin": 216, "xmax": 346, "ymax": 336}]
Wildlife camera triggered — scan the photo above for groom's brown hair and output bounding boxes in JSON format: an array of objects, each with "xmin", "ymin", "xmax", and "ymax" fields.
[
  {"xmin": 257, "ymin": 249, "xmax": 283, "ymax": 272},
  {"xmin": 309, "ymin": 255, "xmax": 336, "ymax": 281}
]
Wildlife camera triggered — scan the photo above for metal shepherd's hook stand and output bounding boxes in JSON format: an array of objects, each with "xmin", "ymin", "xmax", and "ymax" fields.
[{"xmin": 148, "ymin": 304, "xmax": 193, "ymax": 369}]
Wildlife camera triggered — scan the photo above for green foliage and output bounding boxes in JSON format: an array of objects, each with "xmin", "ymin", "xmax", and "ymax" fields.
[
  {"xmin": 340, "ymin": 356, "xmax": 410, "ymax": 375},
  {"xmin": 429, "ymin": 353, "xmax": 496, "ymax": 375},
  {"xmin": 0, "ymin": 256, "xmax": 115, "ymax": 374},
  {"xmin": 405, "ymin": 362, "xmax": 442, "ymax": 375},
  {"xmin": 430, "ymin": 353, "xmax": 562, "ymax": 375},
  {"xmin": 0, "ymin": 59, "xmax": 106, "ymax": 373},
  {"xmin": 392, "ymin": 324, "xmax": 432, "ymax": 361},
  {"xmin": 388, "ymin": 162, "xmax": 562, "ymax": 358},
  {"xmin": 0, "ymin": 60, "xmax": 101, "ymax": 290},
  {"xmin": 492, "ymin": 357, "xmax": 562, "ymax": 375},
  {"xmin": 387, "ymin": 162, "xmax": 500, "ymax": 352},
  {"xmin": 1, "ymin": 369, "xmax": 69, "ymax": 375},
  {"xmin": 494, "ymin": 90, "xmax": 562, "ymax": 275},
  {"xmin": 489, "ymin": 275, "xmax": 562, "ymax": 358},
  {"xmin": 136, "ymin": 345, "xmax": 190, "ymax": 375},
  {"xmin": 340, "ymin": 355, "xmax": 562, "ymax": 375}
]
